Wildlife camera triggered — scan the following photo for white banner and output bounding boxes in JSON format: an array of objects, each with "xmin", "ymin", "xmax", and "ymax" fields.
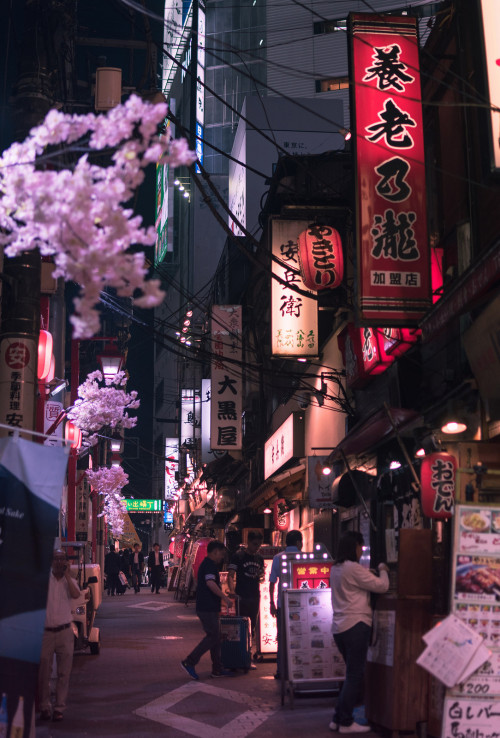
[
  {"xmin": 211, "ymin": 305, "xmax": 242, "ymax": 450},
  {"xmin": 271, "ymin": 220, "xmax": 318, "ymax": 357}
]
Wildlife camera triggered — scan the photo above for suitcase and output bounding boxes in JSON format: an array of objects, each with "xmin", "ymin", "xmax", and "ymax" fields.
[{"xmin": 220, "ymin": 603, "xmax": 252, "ymax": 671}]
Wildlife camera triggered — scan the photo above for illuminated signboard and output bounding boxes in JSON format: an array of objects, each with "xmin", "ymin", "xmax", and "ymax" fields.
[
  {"xmin": 271, "ymin": 219, "xmax": 318, "ymax": 357},
  {"xmin": 276, "ymin": 542, "xmax": 333, "ymax": 593},
  {"xmin": 162, "ymin": 0, "xmax": 193, "ymax": 97},
  {"xmin": 264, "ymin": 412, "xmax": 304, "ymax": 480},
  {"xmin": 125, "ymin": 499, "xmax": 163, "ymax": 512},
  {"xmin": 165, "ymin": 437, "xmax": 179, "ymax": 500},
  {"xmin": 181, "ymin": 388, "xmax": 201, "ymax": 446},
  {"xmin": 480, "ymin": 0, "xmax": 500, "ymax": 172},
  {"xmin": 350, "ymin": 13, "xmax": 430, "ymax": 323}
]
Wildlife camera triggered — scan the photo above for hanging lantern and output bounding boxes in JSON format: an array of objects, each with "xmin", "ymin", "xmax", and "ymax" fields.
[
  {"xmin": 37, "ymin": 330, "xmax": 53, "ymax": 381},
  {"xmin": 298, "ymin": 225, "xmax": 343, "ymax": 291},
  {"xmin": 420, "ymin": 452, "xmax": 457, "ymax": 518},
  {"xmin": 273, "ymin": 498, "xmax": 290, "ymax": 531},
  {"xmin": 65, "ymin": 420, "xmax": 82, "ymax": 450}
]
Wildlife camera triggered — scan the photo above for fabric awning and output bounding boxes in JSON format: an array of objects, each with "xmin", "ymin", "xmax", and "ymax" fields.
[
  {"xmin": 245, "ymin": 461, "xmax": 306, "ymax": 509},
  {"xmin": 327, "ymin": 407, "xmax": 420, "ymax": 463}
]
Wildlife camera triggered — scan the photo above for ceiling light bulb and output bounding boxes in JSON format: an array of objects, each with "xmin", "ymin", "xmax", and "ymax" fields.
[
  {"xmin": 184, "ymin": 319, "xmax": 190, "ymax": 326},
  {"xmin": 183, "ymin": 191, "xmax": 189, "ymax": 198},
  {"xmin": 186, "ymin": 310, "xmax": 193, "ymax": 317},
  {"xmin": 178, "ymin": 184, "xmax": 184, "ymax": 191},
  {"xmin": 174, "ymin": 179, "xmax": 180, "ymax": 185},
  {"xmin": 322, "ymin": 466, "xmax": 332, "ymax": 476},
  {"xmin": 441, "ymin": 420, "xmax": 467, "ymax": 434},
  {"xmin": 415, "ymin": 447, "xmax": 425, "ymax": 457},
  {"xmin": 389, "ymin": 460, "xmax": 401, "ymax": 470}
]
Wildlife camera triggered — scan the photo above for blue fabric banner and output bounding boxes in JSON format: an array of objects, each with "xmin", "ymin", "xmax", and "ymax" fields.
[{"xmin": 0, "ymin": 435, "xmax": 68, "ymax": 737}]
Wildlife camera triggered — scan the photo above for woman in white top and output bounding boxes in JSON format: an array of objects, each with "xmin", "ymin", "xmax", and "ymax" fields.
[{"xmin": 330, "ymin": 531, "xmax": 389, "ymax": 734}]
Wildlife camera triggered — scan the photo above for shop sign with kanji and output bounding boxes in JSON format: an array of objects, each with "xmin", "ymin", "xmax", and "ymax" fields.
[
  {"xmin": 210, "ymin": 305, "xmax": 242, "ymax": 450},
  {"xmin": 271, "ymin": 219, "xmax": 318, "ymax": 357},
  {"xmin": 292, "ymin": 562, "xmax": 333, "ymax": 590},
  {"xmin": 350, "ymin": 14, "xmax": 430, "ymax": 323}
]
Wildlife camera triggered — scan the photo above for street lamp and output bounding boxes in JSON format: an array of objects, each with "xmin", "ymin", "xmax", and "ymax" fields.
[
  {"xmin": 110, "ymin": 433, "xmax": 124, "ymax": 453},
  {"xmin": 97, "ymin": 343, "xmax": 124, "ymax": 378}
]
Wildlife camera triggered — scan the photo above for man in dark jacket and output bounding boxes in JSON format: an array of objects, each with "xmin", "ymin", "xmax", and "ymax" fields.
[
  {"xmin": 180, "ymin": 540, "xmax": 233, "ymax": 680},
  {"xmin": 147, "ymin": 543, "xmax": 165, "ymax": 593},
  {"xmin": 104, "ymin": 545, "xmax": 121, "ymax": 596},
  {"xmin": 130, "ymin": 542, "xmax": 144, "ymax": 593}
]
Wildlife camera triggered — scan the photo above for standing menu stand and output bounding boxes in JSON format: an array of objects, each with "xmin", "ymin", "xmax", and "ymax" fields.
[{"xmin": 282, "ymin": 589, "xmax": 345, "ymax": 707}]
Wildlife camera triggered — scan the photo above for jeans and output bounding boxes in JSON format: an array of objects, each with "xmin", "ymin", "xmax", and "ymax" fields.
[
  {"xmin": 333, "ymin": 622, "xmax": 371, "ymax": 727},
  {"xmin": 186, "ymin": 610, "xmax": 221, "ymax": 673}
]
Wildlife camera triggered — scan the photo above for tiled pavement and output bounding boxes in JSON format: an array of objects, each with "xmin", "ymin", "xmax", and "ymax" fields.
[{"xmin": 36, "ymin": 587, "xmax": 382, "ymax": 738}]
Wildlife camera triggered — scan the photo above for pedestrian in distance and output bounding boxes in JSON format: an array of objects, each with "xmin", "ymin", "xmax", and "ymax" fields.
[
  {"xmin": 131, "ymin": 542, "xmax": 144, "ymax": 593},
  {"xmin": 181, "ymin": 540, "xmax": 234, "ymax": 680},
  {"xmin": 38, "ymin": 549, "xmax": 80, "ymax": 722},
  {"xmin": 269, "ymin": 529, "xmax": 303, "ymax": 680},
  {"xmin": 227, "ymin": 530, "xmax": 264, "ymax": 669},
  {"xmin": 104, "ymin": 545, "xmax": 121, "ymax": 596},
  {"xmin": 147, "ymin": 542, "xmax": 165, "ymax": 593},
  {"xmin": 329, "ymin": 530, "xmax": 390, "ymax": 734}
]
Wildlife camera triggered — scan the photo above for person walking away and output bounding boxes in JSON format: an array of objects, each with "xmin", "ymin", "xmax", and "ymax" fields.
[
  {"xmin": 269, "ymin": 529, "xmax": 303, "ymax": 679},
  {"xmin": 131, "ymin": 543, "xmax": 144, "ymax": 593},
  {"xmin": 38, "ymin": 549, "xmax": 80, "ymax": 722},
  {"xmin": 227, "ymin": 530, "xmax": 264, "ymax": 669},
  {"xmin": 329, "ymin": 531, "xmax": 390, "ymax": 733},
  {"xmin": 104, "ymin": 545, "xmax": 121, "ymax": 596},
  {"xmin": 181, "ymin": 540, "xmax": 234, "ymax": 680},
  {"xmin": 148, "ymin": 543, "xmax": 165, "ymax": 593}
]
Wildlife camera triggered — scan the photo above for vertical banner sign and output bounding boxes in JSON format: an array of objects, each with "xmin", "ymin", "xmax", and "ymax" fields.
[
  {"xmin": 271, "ymin": 220, "xmax": 318, "ymax": 357},
  {"xmin": 350, "ymin": 14, "xmax": 430, "ymax": 323},
  {"xmin": 0, "ymin": 337, "xmax": 37, "ymax": 434},
  {"xmin": 200, "ymin": 378, "xmax": 212, "ymax": 463},
  {"xmin": 0, "ymin": 436, "xmax": 68, "ymax": 738},
  {"xmin": 211, "ymin": 305, "xmax": 242, "ymax": 450},
  {"xmin": 75, "ymin": 475, "xmax": 90, "ymax": 541},
  {"xmin": 181, "ymin": 389, "xmax": 201, "ymax": 446},
  {"xmin": 164, "ymin": 437, "xmax": 179, "ymax": 500},
  {"xmin": 43, "ymin": 399, "xmax": 64, "ymax": 447},
  {"xmin": 480, "ymin": 0, "xmax": 500, "ymax": 172},
  {"xmin": 195, "ymin": 0, "xmax": 205, "ymax": 173}
]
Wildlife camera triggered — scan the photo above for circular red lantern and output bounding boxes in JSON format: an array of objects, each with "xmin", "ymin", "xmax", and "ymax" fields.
[
  {"xmin": 38, "ymin": 330, "xmax": 53, "ymax": 381},
  {"xmin": 65, "ymin": 420, "xmax": 82, "ymax": 450},
  {"xmin": 420, "ymin": 452, "xmax": 457, "ymax": 519},
  {"xmin": 273, "ymin": 498, "xmax": 289, "ymax": 531},
  {"xmin": 298, "ymin": 225, "xmax": 343, "ymax": 291}
]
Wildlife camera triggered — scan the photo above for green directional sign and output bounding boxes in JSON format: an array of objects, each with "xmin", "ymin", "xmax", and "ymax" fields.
[{"xmin": 124, "ymin": 499, "xmax": 162, "ymax": 512}]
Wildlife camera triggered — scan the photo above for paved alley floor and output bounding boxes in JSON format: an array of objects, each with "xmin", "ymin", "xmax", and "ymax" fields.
[{"xmin": 36, "ymin": 587, "xmax": 381, "ymax": 738}]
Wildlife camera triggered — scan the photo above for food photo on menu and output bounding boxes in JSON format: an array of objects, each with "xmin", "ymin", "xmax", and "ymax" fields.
[
  {"xmin": 455, "ymin": 555, "xmax": 500, "ymax": 600},
  {"xmin": 459, "ymin": 508, "xmax": 492, "ymax": 533}
]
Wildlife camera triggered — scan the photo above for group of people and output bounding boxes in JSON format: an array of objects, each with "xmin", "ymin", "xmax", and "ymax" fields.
[
  {"xmin": 181, "ymin": 529, "xmax": 390, "ymax": 734},
  {"xmin": 40, "ymin": 529, "xmax": 389, "ymax": 732},
  {"xmin": 104, "ymin": 542, "xmax": 166, "ymax": 595}
]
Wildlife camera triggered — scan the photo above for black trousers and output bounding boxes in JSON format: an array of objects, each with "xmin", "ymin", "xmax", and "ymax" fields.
[{"xmin": 150, "ymin": 565, "xmax": 163, "ymax": 592}]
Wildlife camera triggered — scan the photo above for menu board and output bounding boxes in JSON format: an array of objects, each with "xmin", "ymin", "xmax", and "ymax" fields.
[
  {"xmin": 442, "ymin": 696, "xmax": 500, "ymax": 738},
  {"xmin": 451, "ymin": 504, "xmax": 500, "ymax": 696},
  {"xmin": 283, "ymin": 589, "xmax": 345, "ymax": 683}
]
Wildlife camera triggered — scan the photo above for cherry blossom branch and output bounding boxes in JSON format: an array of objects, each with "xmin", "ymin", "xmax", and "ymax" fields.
[{"xmin": 0, "ymin": 95, "xmax": 196, "ymax": 338}]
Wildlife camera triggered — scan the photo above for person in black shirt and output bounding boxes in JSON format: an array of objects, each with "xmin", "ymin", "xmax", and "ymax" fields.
[
  {"xmin": 181, "ymin": 540, "xmax": 233, "ymax": 680},
  {"xmin": 227, "ymin": 531, "xmax": 264, "ymax": 667},
  {"xmin": 104, "ymin": 546, "xmax": 121, "ymax": 596}
]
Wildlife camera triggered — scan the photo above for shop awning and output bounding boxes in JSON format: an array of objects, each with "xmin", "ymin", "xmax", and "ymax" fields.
[
  {"xmin": 200, "ymin": 453, "xmax": 249, "ymax": 487},
  {"xmin": 327, "ymin": 407, "xmax": 420, "ymax": 463},
  {"xmin": 245, "ymin": 461, "xmax": 306, "ymax": 509}
]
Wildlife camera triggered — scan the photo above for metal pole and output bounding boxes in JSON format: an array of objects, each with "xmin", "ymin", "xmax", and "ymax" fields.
[{"xmin": 340, "ymin": 450, "xmax": 377, "ymax": 532}]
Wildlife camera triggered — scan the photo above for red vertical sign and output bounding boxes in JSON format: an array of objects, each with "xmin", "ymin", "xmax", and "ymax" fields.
[{"xmin": 351, "ymin": 14, "xmax": 430, "ymax": 323}]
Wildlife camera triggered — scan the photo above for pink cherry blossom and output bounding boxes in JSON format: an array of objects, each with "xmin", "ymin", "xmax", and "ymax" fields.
[
  {"xmin": 0, "ymin": 95, "xmax": 197, "ymax": 337},
  {"xmin": 86, "ymin": 465, "xmax": 129, "ymax": 536}
]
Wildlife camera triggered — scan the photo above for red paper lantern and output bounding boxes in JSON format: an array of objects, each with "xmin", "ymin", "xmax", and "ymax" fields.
[
  {"xmin": 65, "ymin": 421, "xmax": 82, "ymax": 450},
  {"xmin": 420, "ymin": 452, "xmax": 456, "ymax": 518},
  {"xmin": 298, "ymin": 225, "xmax": 343, "ymax": 291},
  {"xmin": 273, "ymin": 498, "xmax": 289, "ymax": 531},
  {"xmin": 37, "ymin": 330, "xmax": 53, "ymax": 381}
]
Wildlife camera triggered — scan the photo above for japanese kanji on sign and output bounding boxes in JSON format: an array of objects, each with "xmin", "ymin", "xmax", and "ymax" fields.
[
  {"xmin": 350, "ymin": 14, "xmax": 431, "ymax": 323},
  {"xmin": 210, "ymin": 305, "xmax": 242, "ymax": 450},
  {"xmin": 271, "ymin": 219, "xmax": 318, "ymax": 357}
]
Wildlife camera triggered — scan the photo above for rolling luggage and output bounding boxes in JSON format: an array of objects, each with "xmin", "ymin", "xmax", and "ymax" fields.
[{"xmin": 220, "ymin": 602, "xmax": 252, "ymax": 672}]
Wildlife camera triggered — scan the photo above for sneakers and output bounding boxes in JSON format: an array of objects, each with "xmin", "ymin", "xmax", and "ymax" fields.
[
  {"xmin": 180, "ymin": 660, "xmax": 199, "ymax": 680},
  {"xmin": 329, "ymin": 722, "xmax": 338, "ymax": 731},
  {"xmin": 339, "ymin": 723, "xmax": 370, "ymax": 734},
  {"xmin": 210, "ymin": 669, "xmax": 234, "ymax": 678},
  {"xmin": 249, "ymin": 663, "xmax": 257, "ymax": 670}
]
